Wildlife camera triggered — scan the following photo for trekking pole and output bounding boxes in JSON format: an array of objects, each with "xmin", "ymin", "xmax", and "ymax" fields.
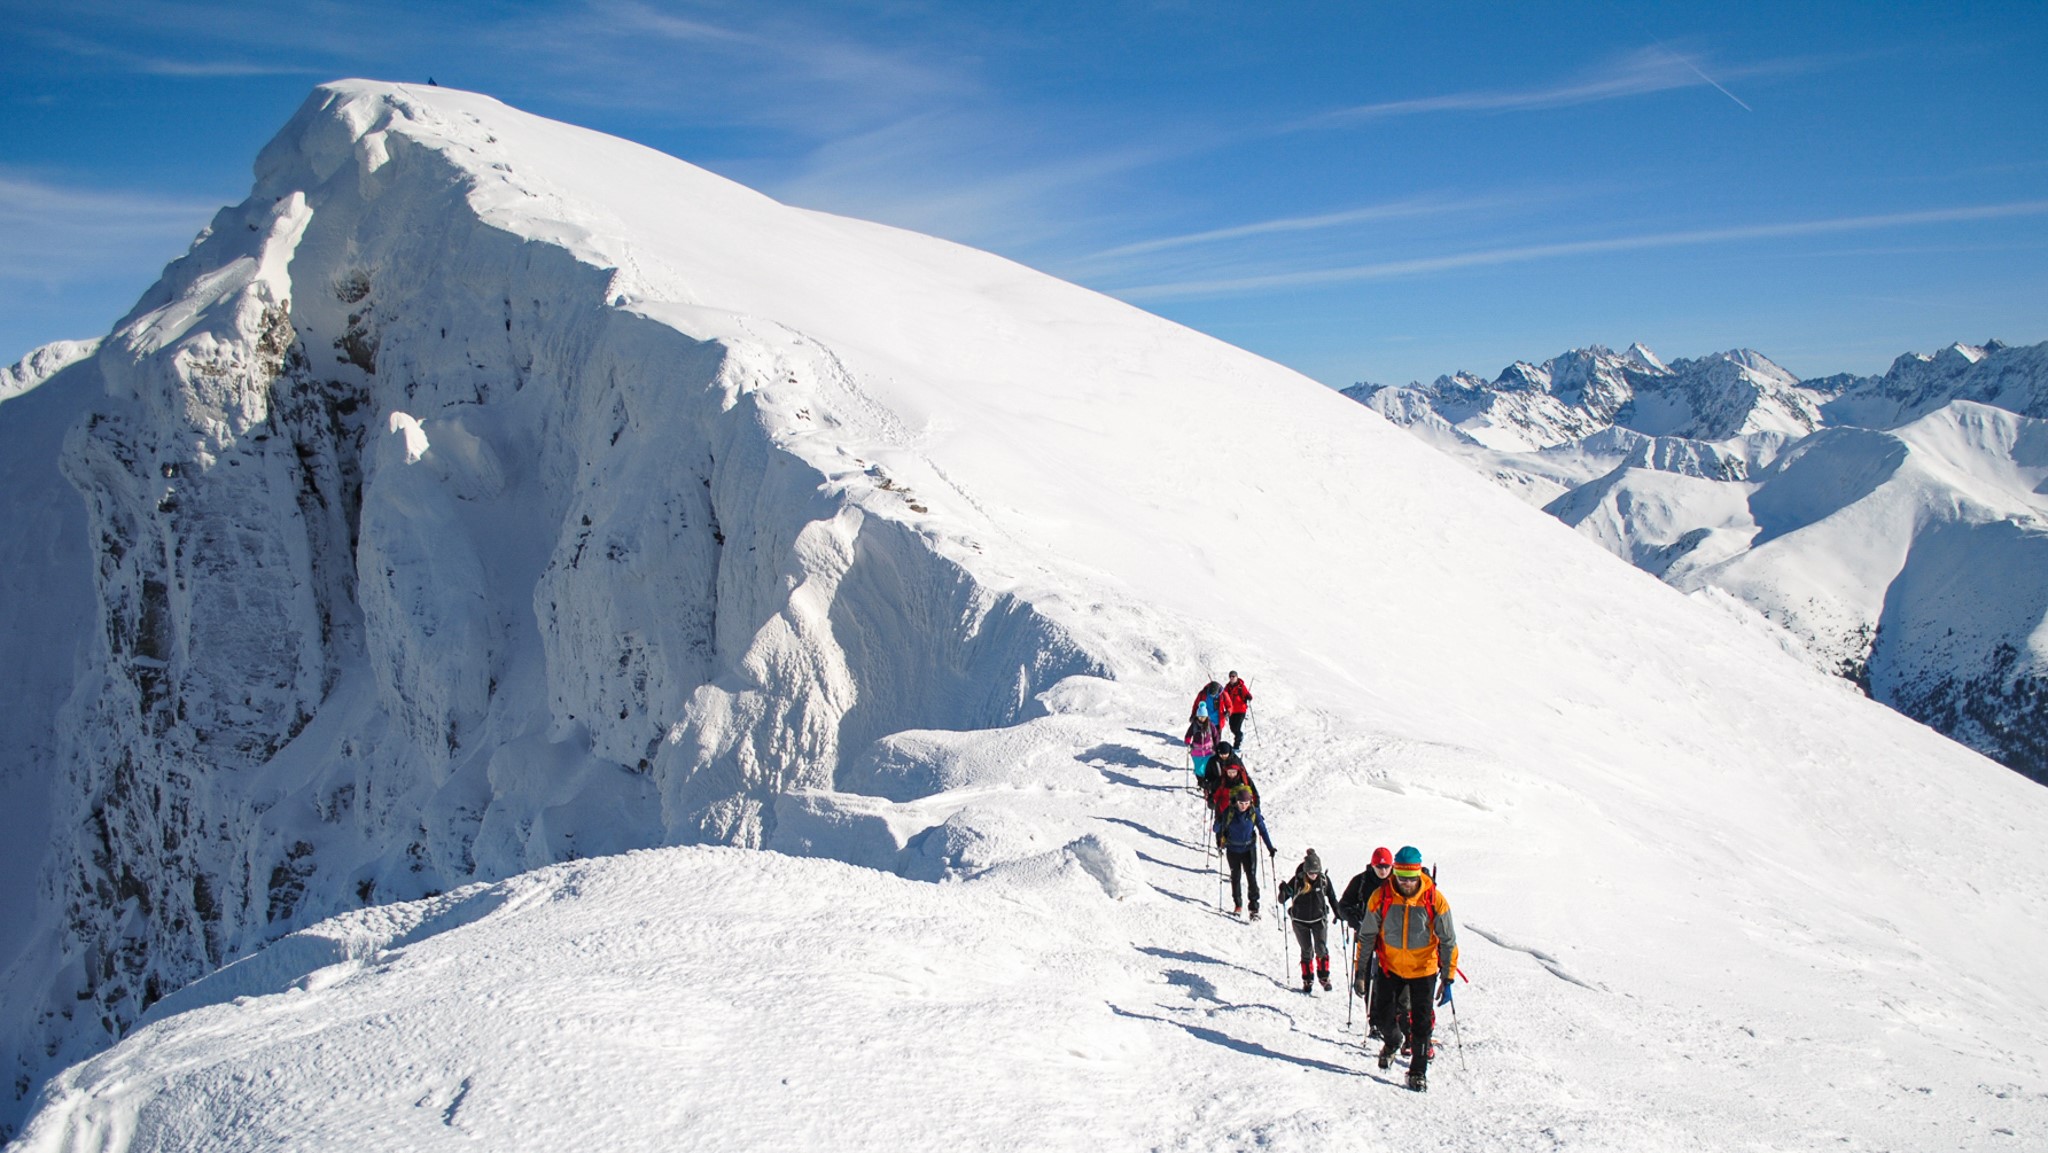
[
  {"xmin": 1447, "ymin": 982, "xmax": 1469, "ymax": 1072},
  {"xmin": 1344, "ymin": 925, "xmax": 1355, "ymax": 1029},
  {"xmin": 1213, "ymin": 844, "xmax": 1221, "ymax": 911},
  {"xmin": 1270, "ymin": 848, "xmax": 1282, "ymax": 973},
  {"xmin": 1277, "ymin": 887, "xmax": 1287, "ymax": 983}
]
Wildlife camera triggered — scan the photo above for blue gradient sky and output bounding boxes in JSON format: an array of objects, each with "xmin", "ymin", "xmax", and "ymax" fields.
[{"xmin": 3, "ymin": 0, "xmax": 2044, "ymax": 386}]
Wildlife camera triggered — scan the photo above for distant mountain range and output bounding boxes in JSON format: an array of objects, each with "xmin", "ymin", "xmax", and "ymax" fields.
[{"xmin": 1348, "ymin": 339, "xmax": 2048, "ymax": 783}]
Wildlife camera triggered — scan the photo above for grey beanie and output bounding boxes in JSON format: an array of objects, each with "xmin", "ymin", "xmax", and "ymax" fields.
[{"xmin": 1302, "ymin": 848, "xmax": 1322, "ymax": 875}]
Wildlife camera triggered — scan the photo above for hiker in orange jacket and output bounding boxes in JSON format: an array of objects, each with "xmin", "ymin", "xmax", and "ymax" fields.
[{"xmin": 1355, "ymin": 845, "xmax": 1458, "ymax": 1092}]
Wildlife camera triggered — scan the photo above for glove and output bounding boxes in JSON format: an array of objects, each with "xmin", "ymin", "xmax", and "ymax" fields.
[{"xmin": 1436, "ymin": 974, "xmax": 1455, "ymax": 1005}]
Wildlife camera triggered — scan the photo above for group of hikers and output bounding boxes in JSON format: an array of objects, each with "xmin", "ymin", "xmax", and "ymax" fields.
[{"xmin": 1183, "ymin": 673, "xmax": 1462, "ymax": 1093}]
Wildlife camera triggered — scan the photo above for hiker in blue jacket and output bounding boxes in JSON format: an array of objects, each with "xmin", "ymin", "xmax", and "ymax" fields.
[{"xmin": 1213, "ymin": 786, "xmax": 1276, "ymax": 920}]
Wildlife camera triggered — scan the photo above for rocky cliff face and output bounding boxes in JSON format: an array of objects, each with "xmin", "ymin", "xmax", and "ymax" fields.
[{"xmin": 2, "ymin": 83, "xmax": 1107, "ymax": 1128}]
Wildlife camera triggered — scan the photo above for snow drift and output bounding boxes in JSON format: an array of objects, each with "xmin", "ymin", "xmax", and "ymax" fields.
[{"xmin": 3, "ymin": 82, "xmax": 2047, "ymax": 1148}]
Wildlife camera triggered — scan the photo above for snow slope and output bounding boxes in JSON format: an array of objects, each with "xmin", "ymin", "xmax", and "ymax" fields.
[{"xmin": 5, "ymin": 83, "xmax": 2048, "ymax": 1148}]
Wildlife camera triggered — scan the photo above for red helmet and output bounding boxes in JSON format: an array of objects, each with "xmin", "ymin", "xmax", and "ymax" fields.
[{"xmin": 1370, "ymin": 846, "xmax": 1393, "ymax": 867}]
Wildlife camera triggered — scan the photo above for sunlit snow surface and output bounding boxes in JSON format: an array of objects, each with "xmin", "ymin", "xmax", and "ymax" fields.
[
  {"xmin": 21, "ymin": 697, "xmax": 2048, "ymax": 1152},
  {"xmin": 7, "ymin": 83, "xmax": 2048, "ymax": 1149}
]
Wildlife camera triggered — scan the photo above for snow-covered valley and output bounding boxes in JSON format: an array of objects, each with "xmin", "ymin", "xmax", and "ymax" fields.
[
  {"xmin": 3, "ymin": 82, "xmax": 2047, "ymax": 1149},
  {"xmin": 1352, "ymin": 341, "xmax": 2048, "ymax": 785}
]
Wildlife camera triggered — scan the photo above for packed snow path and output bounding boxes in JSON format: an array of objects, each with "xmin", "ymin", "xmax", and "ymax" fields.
[{"xmin": 15, "ymin": 692, "xmax": 2043, "ymax": 1151}]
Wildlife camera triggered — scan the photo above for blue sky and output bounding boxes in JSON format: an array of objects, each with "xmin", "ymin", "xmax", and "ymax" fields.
[{"xmin": 2, "ymin": 0, "xmax": 2044, "ymax": 386}]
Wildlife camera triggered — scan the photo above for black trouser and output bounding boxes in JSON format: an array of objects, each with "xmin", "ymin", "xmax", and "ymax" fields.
[
  {"xmin": 1380, "ymin": 973, "xmax": 1438, "ymax": 1074},
  {"xmin": 1292, "ymin": 918, "xmax": 1329, "ymax": 977},
  {"xmin": 1225, "ymin": 847, "xmax": 1259, "ymax": 911},
  {"xmin": 1366, "ymin": 960, "xmax": 1396, "ymax": 1034},
  {"xmin": 1228, "ymin": 712, "xmax": 1246, "ymax": 745}
]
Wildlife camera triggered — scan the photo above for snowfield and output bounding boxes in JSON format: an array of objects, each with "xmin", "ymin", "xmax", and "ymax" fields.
[
  {"xmin": 18, "ymin": 698, "xmax": 2048, "ymax": 1152},
  {"xmin": 4, "ymin": 82, "xmax": 2048, "ymax": 1149}
]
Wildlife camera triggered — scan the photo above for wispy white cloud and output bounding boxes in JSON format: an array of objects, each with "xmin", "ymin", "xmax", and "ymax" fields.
[
  {"xmin": 0, "ymin": 174, "xmax": 220, "ymax": 282},
  {"xmin": 1077, "ymin": 193, "xmax": 1552, "ymax": 263},
  {"xmin": 504, "ymin": 0, "xmax": 974, "ymax": 134},
  {"xmin": 27, "ymin": 25, "xmax": 326, "ymax": 77},
  {"xmin": 1297, "ymin": 45, "xmax": 1784, "ymax": 128},
  {"xmin": 1117, "ymin": 199, "xmax": 2048, "ymax": 302},
  {"xmin": 583, "ymin": 0, "xmax": 757, "ymax": 46},
  {"xmin": 767, "ymin": 111, "xmax": 1175, "ymax": 251}
]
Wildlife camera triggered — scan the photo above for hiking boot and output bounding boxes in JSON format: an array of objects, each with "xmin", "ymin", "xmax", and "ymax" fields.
[
  {"xmin": 1233, "ymin": 906, "xmax": 1243, "ymax": 918},
  {"xmin": 1249, "ymin": 908, "xmax": 1262, "ymax": 921},
  {"xmin": 1376, "ymin": 1035, "xmax": 1401, "ymax": 1071},
  {"xmin": 1406, "ymin": 1070, "xmax": 1427, "ymax": 1093},
  {"xmin": 1301, "ymin": 972, "xmax": 1314, "ymax": 993},
  {"xmin": 1319, "ymin": 973, "xmax": 1333, "ymax": 991}
]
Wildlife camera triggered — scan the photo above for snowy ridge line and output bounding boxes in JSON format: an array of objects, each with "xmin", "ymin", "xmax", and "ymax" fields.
[{"xmin": 0, "ymin": 340, "xmax": 98, "ymax": 406}]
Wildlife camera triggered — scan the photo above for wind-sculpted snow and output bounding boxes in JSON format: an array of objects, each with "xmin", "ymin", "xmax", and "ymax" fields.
[
  {"xmin": 1358, "ymin": 339, "xmax": 2048, "ymax": 782},
  {"xmin": 0, "ymin": 81, "xmax": 1107, "ymax": 1125},
  {"xmin": 6, "ymin": 83, "xmax": 2048, "ymax": 1147},
  {"xmin": 0, "ymin": 341, "xmax": 99, "ymax": 406}
]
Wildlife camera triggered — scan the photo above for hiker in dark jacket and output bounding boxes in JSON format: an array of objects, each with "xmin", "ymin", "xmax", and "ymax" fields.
[
  {"xmin": 1278, "ymin": 849, "xmax": 1338, "ymax": 991},
  {"xmin": 1338, "ymin": 847, "xmax": 1395, "ymax": 1030},
  {"xmin": 1204, "ymin": 744, "xmax": 1256, "ymax": 813},
  {"xmin": 1212, "ymin": 787, "xmax": 1276, "ymax": 920}
]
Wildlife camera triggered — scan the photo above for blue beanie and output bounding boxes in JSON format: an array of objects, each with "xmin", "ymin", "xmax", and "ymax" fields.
[{"xmin": 1394, "ymin": 845, "xmax": 1424, "ymax": 867}]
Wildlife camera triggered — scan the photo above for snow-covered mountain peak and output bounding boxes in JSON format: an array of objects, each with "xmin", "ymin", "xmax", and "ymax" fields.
[
  {"xmin": 1623, "ymin": 341, "xmax": 1666, "ymax": 372},
  {"xmin": 1352, "ymin": 340, "xmax": 1824, "ymax": 452}
]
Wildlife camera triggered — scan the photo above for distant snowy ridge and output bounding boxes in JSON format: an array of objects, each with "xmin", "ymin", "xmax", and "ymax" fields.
[
  {"xmin": 1349, "ymin": 338, "xmax": 2048, "ymax": 781},
  {"xmin": 0, "ymin": 340, "xmax": 98, "ymax": 405},
  {"xmin": 3, "ymin": 83, "xmax": 2046, "ymax": 1150}
]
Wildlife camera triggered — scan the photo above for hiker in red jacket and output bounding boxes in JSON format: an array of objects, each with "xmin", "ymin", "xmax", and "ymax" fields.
[{"xmin": 1220, "ymin": 671, "xmax": 1253, "ymax": 746}]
